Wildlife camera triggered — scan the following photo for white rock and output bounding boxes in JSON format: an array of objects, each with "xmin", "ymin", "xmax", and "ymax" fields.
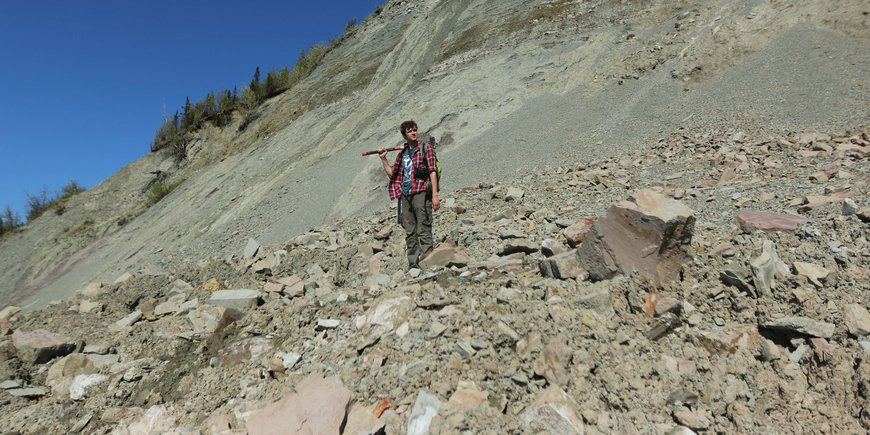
[
  {"xmin": 70, "ymin": 374, "xmax": 107, "ymax": 400},
  {"xmin": 407, "ymin": 391, "xmax": 442, "ymax": 435}
]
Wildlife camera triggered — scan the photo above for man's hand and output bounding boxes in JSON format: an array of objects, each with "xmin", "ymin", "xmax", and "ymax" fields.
[
  {"xmin": 432, "ymin": 193, "xmax": 440, "ymax": 211},
  {"xmin": 377, "ymin": 148, "xmax": 388, "ymax": 160}
]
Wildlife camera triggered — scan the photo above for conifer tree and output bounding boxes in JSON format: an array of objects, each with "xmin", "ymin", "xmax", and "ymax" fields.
[{"xmin": 250, "ymin": 67, "xmax": 261, "ymax": 97}]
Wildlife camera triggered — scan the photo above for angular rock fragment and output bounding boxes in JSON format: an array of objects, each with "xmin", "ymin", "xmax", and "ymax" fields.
[
  {"xmin": 673, "ymin": 406, "xmax": 711, "ymax": 430},
  {"xmin": 344, "ymin": 402, "xmax": 386, "ymax": 435},
  {"xmin": 208, "ymin": 289, "xmax": 261, "ymax": 311},
  {"xmin": 245, "ymin": 375, "xmax": 352, "ymax": 434},
  {"xmin": 0, "ymin": 306, "xmax": 21, "ymax": 320},
  {"xmin": 578, "ymin": 189, "xmax": 695, "ymax": 284},
  {"xmin": 736, "ymin": 210, "xmax": 809, "ymax": 233},
  {"xmin": 540, "ymin": 238, "xmax": 566, "ymax": 257},
  {"xmin": 499, "ymin": 238, "xmax": 538, "ymax": 255},
  {"xmin": 720, "ymin": 269, "xmax": 754, "ymax": 297},
  {"xmin": 763, "ymin": 316, "xmax": 835, "ymax": 338},
  {"xmin": 407, "ymin": 391, "xmax": 442, "ymax": 435},
  {"xmin": 419, "ymin": 243, "xmax": 470, "ymax": 269},
  {"xmin": 793, "ymin": 262, "xmax": 830, "ymax": 287},
  {"xmin": 750, "ymin": 240, "xmax": 790, "ymax": 297},
  {"xmin": 844, "ymin": 304, "xmax": 870, "ymax": 337},
  {"xmin": 520, "ymin": 385, "xmax": 584, "ymax": 434},
  {"xmin": 243, "ymin": 238, "xmax": 260, "ymax": 260},
  {"xmin": 562, "ymin": 218, "xmax": 595, "ymax": 247},
  {"xmin": 70, "ymin": 374, "xmax": 108, "ymax": 400},
  {"xmin": 646, "ymin": 313, "xmax": 681, "ymax": 341},
  {"xmin": 12, "ymin": 329, "xmax": 76, "ymax": 363},
  {"xmin": 7, "ymin": 387, "xmax": 47, "ymax": 398},
  {"xmin": 539, "ymin": 251, "xmax": 587, "ymax": 280}
]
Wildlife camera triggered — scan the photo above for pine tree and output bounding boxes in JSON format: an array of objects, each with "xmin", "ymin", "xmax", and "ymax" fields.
[{"xmin": 250, "ymin": 67, "xmax": 261, "ymax": 97}]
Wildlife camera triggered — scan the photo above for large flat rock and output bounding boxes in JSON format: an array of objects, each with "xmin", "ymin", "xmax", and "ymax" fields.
[
  {"xmin": 578, "ymin": 189, "xmax": 695, "ymax": 284},
  {"xmin": 12, "ymin": 329, "xmax": 76, "ymax": 364}
]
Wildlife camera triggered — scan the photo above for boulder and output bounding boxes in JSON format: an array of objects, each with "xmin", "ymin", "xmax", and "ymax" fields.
[
  {"xmin": 736, "ymin": 210, "xmax": 810, "ymax": 233},
  {"xmin": 578, "ymin": 189, "xmax": 695, "ymax": 284},
  {"xmin": 12, "ymin": 329, "xmax": 76, "ymax": 363}
]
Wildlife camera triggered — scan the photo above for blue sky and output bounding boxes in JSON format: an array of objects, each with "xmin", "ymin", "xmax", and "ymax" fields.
[{"xmin": 0, "ymin": 0, "xmax": 383, "ymax": 221}]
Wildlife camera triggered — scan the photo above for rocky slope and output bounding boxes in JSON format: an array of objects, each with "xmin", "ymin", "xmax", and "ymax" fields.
[
  {"xmin": 1, "ymin": 1, "xmax": 869, "ymax": 432},
  {"xmin": 1, "ymin": 0, "xmax": 868, "ymax": 310},
  {"xmin": 0, "ymin": 126, "xmax": 868, "ymax": 433}
]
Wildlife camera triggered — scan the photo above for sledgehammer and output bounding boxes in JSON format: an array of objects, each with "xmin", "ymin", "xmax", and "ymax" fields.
[{"xmin": 361, "ymin": 146, "xmax": 403, "ymax": 156}]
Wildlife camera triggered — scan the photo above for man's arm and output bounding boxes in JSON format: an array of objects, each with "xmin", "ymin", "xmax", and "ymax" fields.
[
  {"xmin": 429, "ymin": 171, "xmax": 440, "ymax": 210},
  {"xmin": 378, "ymin": 148, "xmax": 393, "ymax": 177}
]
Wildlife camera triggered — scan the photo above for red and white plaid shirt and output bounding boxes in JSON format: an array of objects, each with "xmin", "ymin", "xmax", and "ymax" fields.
[{"xmin": 387, "ymin": 142, "xmax": 437, "ymax": 200}]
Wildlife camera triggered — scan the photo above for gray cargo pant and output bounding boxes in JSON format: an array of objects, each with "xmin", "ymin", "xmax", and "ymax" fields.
[{"xmin": 398, "ymin": 192, "xmax": 433, "ymax": 268}]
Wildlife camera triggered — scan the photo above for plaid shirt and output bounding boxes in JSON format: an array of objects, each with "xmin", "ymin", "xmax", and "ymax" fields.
[{"xmin": 387, "ymin": 141, "xmax": 437, "ymax": 200}]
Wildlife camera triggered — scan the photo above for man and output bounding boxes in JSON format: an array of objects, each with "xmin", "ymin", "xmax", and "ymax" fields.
[{"xmin": 378, "ymin": 120, "xmax": 440, "ymax": 269}]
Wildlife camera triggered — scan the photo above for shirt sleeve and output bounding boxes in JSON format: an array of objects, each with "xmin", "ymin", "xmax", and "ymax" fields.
[
  {"xmin": 391, "ymin": 153, "xmax": 402, "ymax": 179},
  {"xmin": 425, "ymin": 143, "xmax": 437, "ymax": 173}
]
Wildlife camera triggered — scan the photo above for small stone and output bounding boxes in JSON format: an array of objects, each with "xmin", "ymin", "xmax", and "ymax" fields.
[
  {"xmin": 520, "ymin": 385, "xmax": 585, "ymax": 434},
  {"xmin": 7, "ymin": 387, "xmax": 47, "ymax": 398},
  {"xmin": 0, "ymin": 306, "xmax": 22, "ymax": 320},
  {"xmin": 843, "ymin": 199, "xmax": 859, "ymax": 215},
  {"xmin": 315, "ymin": 319, "xmax": 340, "ymax": 330},
  {"xmin": 0, "ymin": 380, "xmax": 21, "ymax": 389},
  {"xmin": 758, "ymin": 338, "xmax": 782, "ymax": 362},
  {"xmin": 793, "ymin": 262, "xmax": 830, "ymax": 288},
  {"xmin": 505, "ymin": 187, "xmax": 525, "ymax": 201},
  {"xmin": 844, "ymin": 304, "xmax": 870, "ymax": 337},
  {"xmin": 562, "ymin": 218, "xmax": 595, "ymax": 247},
  {"xmin": 115, "ymin": 310, "xmax": 143, "ymax": 329},
  {"xmin": 673, "ymin": 406, "xmax": 710, "ymax": 430},
  {"xmin": 763, "ymin": 316, "xmax": 835, "ymax": 338},
  {"xmin": 208, "ymin": 289, "xmax": 261, "ymax": 311},
  {"xmin": 540, "ymin": 238, "xmax": 566, "ymax": 257},
  {"xmin": 243, "ymin": 238, "xmax": 260, "ymax": 259},
  {"xmin": 735, "ymin": 211, "xmax": 809, "ymax": 233}
]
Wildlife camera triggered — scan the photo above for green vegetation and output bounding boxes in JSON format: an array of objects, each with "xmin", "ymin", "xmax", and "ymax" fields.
[
  {"xmin": 25, "ymin": 180, "xmax": 86, "ymax": 222},
  {"xmin": 145, "ymin": 180, "xmax": 182, "ymax": 206},
  {"xmin": 0, "ymin": 206, "xmax": 23, "ymax": 237},
  {"xmin": 1, "ymin": 180, "xmax": 85, "ymax": 238},
  {"xmin": 150, "ymin": 18, "xmax": 363, "ymax": 163}
]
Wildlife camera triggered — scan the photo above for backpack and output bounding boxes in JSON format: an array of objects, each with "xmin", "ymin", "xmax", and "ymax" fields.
[{"xmin": 420, "ymin": 136, "xmax": 442, "ymax": 187}]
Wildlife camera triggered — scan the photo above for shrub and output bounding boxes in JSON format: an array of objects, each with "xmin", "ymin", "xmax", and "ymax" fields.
[
  {"xmin": 0, "ymin": 206, "xmax": 21, "ymax": 236},
  {"xmin": 25, "ymin": 188, "xmax": 52, "ymax": 222},
  {"xmin": 146, "ymin": 180, "xmax": 181, "ymax": 206}
]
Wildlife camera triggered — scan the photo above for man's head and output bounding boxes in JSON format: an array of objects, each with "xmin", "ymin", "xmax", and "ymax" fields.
[{"xmin": 400, "ymin": 120, "xmax": 418, "ymax": 142}]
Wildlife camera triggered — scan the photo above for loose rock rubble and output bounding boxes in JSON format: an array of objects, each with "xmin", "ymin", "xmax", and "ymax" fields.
[{"xmin": 0, "ymin": 127, "xmax": 868, "ymax": 433}]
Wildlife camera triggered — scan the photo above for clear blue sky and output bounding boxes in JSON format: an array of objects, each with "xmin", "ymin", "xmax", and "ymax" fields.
[{"xmin": 0, "ymin": 0, "xmax": 383, "ymax": 221}]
